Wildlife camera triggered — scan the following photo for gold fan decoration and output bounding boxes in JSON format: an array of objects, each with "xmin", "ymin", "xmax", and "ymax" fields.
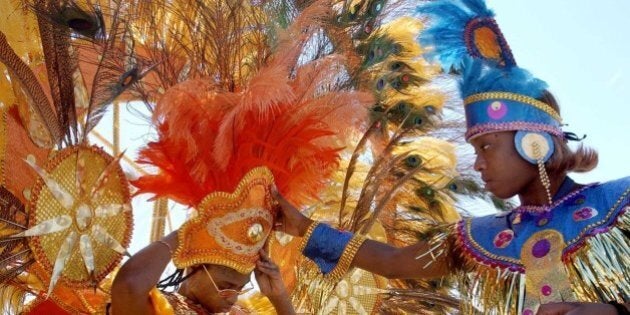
[
  {"xmin": 20, "ymin": 145, "xmax": 132, "ymax": 296},
  {"xmin": 317, "ymin": 263, "xmax": 388, "ymax": 315}
]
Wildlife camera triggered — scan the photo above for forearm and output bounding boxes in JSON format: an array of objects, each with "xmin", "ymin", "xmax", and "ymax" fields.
[
  {"xmin": 111, "ymin": 232, "xmax": 178, "ymax": 314},
  {"xmin": 301, "ymin": 222, "xmax": 450, "ymax": 280},
  {"xmin": 268, "ymin": 294, "xmax": 296, "ymax": 315},
  {"xmin": 352, "ymin": 239, "xmax": 450, "ymax": 279}
]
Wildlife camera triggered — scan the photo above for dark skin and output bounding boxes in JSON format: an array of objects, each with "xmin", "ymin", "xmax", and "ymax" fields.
[
  {"xmin": 178, "ymin": 264, "xmax": 250, "ymax": 313},
  {"xmin": 111, "ymin": 231, "xmax": 295, "ymax": 315},
  {"xmin": 273, "ymin": 131, "xmax": 627, "ymax": 314}
]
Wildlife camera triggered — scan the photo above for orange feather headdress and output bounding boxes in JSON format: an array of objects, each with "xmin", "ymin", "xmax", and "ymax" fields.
[{"xmin": 132, "ymin": 2, "xmax": 374, "ymax": 272}]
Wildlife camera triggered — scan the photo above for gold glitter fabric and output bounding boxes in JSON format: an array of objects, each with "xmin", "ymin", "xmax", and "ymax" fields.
[
  {"xmin": 173, "ymin": 167, "xmax": 276, "ymax": 274},
  {"xmin": 450, "ymin": 179, "xmax": 630, "ymax": 314},
  {"xmin": 28, "ymin": 145, "xmax": 132, "ymax": 292}
]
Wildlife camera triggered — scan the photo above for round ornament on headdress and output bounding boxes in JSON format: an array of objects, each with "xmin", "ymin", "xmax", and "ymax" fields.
[
  {"xmin": 514, "ymin": 131, "xmax": 555, "ymax": 164},
  {"xmin": 25, "ymin": 145, "xmax": 132, "ymax": 295},
  {"xmin": 173, "ymin": 167, "xmax": 276, "ymax": 274},
  {"xmin": 464, "ymin": 17, "xmax": 516, "ymax": 68}
]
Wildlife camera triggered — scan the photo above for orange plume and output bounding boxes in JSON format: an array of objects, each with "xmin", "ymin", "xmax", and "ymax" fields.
[{"xmin": 133, "ymin": 1, "xmax": 374, "ymax": 208}]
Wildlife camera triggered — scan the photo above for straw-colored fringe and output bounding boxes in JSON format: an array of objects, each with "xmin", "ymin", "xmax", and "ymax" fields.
[
  {"xmin": 452, "ymin": 209, "xmax": 630, "ymax": 314},
  {"xmin": 0, "ymin": 284, "xmax": 27, "ymax": 315},
  {"xmin": 565, "ymin": 210, "xmax": 630, "ymax": 303}
]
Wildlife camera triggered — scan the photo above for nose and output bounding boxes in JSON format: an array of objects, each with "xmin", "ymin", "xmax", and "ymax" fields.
[{"xmin": 474, "ymin": 154, "xmax": 486, "ymax": 172}]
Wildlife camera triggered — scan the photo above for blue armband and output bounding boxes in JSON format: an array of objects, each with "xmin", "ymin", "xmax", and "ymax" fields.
[{"xmin": 302, "ymin": 223, "xmax": 353, "ymax": 274}]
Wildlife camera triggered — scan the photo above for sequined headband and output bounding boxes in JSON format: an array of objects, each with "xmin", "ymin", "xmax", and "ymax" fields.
[{"xmin": 464, "ymin": 92, "xmax": 563, "ymax": 140}]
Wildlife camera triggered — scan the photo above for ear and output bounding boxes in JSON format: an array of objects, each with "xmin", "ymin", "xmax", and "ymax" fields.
[{"xmin": 514, "ymin": 131, "xmax": 555, "ymax": 164}]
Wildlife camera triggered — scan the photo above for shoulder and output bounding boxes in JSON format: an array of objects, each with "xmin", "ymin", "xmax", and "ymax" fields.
[
  {"xmin": 455, "ymin": 213, "xmax": 524, "ymax": 271},
  {"xmin": 586, "ymin": 176, "xmax": 630, "ymax": 202}
]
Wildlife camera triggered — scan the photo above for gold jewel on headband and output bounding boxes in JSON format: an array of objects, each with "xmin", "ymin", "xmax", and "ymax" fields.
[{"xmin": 173, "ymin": 167, "xmax": 276, "ymax": 274}]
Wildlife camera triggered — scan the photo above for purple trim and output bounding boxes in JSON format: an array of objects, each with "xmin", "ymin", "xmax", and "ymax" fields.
[
  {"xmin": 456, "ymin": 220, "xmax": 525, "ymax": 272},
  {"xmin": 514, "ymin": 185, "xmax": 595, "ymax": 215},
  {"xmin": 563, "ymin": 203, "xmax": 629, "ymax": 259},
  {"xmin": 465, "ymin": 121, "xmax": 563, "ymax": 140}
]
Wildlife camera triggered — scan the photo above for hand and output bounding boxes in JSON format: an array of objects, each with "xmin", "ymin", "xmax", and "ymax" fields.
[
  {"xmin": 271, "ymin": 186, "xmax": 313, "ymax": 237},
  {"xmin": 537, "ymin": 302, "xmax": 618, "ymax": 315},
  {"xmin": 254, "ymin": 249, "xmax": 287, "ymax": 300}
]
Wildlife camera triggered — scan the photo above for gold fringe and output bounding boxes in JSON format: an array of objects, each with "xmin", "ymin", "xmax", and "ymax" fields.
[
  {"xmin": 0, "ymin": 283, "xmax": 27, "ymax": 315},
  {"xmin": 452, "ymin": 209, "xmax": 630, "ymax": 314},
  {"xmin": 112, "ymin": 102, "xmax": 120, "ymax": 156},
  {"xmin": 565, "ymin": 210, "xmax": 630, "ymax": 302},
  {"xmin": 451, "ymin": 222, "xmax": 524, "ymax": 315}
]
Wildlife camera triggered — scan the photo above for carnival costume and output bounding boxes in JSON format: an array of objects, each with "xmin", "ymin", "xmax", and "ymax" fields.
[
  {"xmin": 298, "ymin": 0, "xmax": 630, "ymax": 314},
  {"xmin": 0, "ymin": 0, "xmax": 575, "ymax": 314},
  {"xmin": 0, "ymin": 0, "xmax": 142, "ymax": 313},
  {"xmin": 128, "ymin": 0, "xmax": 378, "ymax": 313}
]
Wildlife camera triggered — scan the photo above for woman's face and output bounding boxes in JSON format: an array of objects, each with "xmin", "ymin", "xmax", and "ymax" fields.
[
  {"xmin": 470, "ymin": 131, "xmax": 539, "ymax": 199},
  {"xmin": 185, "ymin": 264, "xmax": 251, "ymax": 313}
]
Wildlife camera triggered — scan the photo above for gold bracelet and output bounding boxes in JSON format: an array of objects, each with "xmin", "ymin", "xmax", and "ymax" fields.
[
  {"xmin": 156, "ymin": 240, "xmax": 173, "ymax": 256},
  {"xmin": 325, "ymin": 234, "xmax": 367, "ymax": 282},
  {"xmin": 297, "ymin": 220, "xmax": 320, "ymax": 253}
]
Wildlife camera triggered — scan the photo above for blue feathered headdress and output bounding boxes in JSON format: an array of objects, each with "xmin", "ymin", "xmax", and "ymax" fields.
[
  {"xmin": 460, "ymin": 58, "xmax": 562, "ymax": 140},
  {"xmin": 417, "ymin": 0, "xmax": 516, "ymax": 71}
]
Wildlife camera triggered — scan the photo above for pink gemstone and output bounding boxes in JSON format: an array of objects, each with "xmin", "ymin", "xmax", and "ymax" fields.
[
  {"xmin": 493, "ymin": 230, "xmax": 514, "ymax": 248},
  {"xmin": 573, "ymin": 207, "xmax": 597, "ymax": 221},
  {"xmin": 487, "ymin": 101, "xmax": 508, "ymax": 120},
  {"xmin": 523, "ymin": 309, "xmax": 534, "ymax": 315},
  {"xmin": 541, "ymin": 285, "xmax": 552, "ymax": 296}
]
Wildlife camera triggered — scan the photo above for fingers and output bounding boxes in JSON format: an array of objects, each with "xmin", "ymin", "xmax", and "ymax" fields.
[
  {"xmin": 259, "ymin": 248, "xmax": 270, "ymax": 260},
  {"xmin": 256, "ymin": 250, "xmax": 280, "ymax": 277},
  {"xmin": 256, "ymin": 261, "xmax": 280, "ymax": 277},
  {"xmin": 271, "ymin": 185, "xmax": 295, "ymax": 211}
]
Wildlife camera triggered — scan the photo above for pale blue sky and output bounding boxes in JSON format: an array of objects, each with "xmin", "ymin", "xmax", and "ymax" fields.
[{"xmin": 487, "ymin": 0, "xmax": 630, "ymax": 183}]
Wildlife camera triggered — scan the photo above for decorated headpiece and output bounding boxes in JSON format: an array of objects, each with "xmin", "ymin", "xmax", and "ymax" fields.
[
  {"xmin": 0, "ymin": 0, "xmax": 138, "ymax": 306},
  {"xmin": 418, "ymin": 0, "xmax": 562, "ymax": 165},
  {"xmin": 417, "ymin": 0, "xmax": 516, "ymax": 71},
  {"xmin": 132, "ymin": 2, "xmax": 372, "ymax": 273},
  {"xmin": 460, "ymin": 60, "xmax": 562, "ymax": 161},
  {"xmin": 417, "ymin": 0, "xmax": 566, "ymax": 206}
]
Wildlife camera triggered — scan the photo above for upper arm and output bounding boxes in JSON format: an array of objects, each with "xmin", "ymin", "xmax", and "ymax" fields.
[{"xmin": 110, "ymin": 277, "xmax": 155, "ymax": 315}]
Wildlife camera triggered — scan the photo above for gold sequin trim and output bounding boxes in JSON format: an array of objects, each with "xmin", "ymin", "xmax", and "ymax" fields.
[
  {"xmin": 325, "ymin": 234, "xmax": 367, "ymax": 282},
  {"xmin": 464, "ymin": 219, "xmax": 521, "ymax": 265},
  {"xmin": 0, "ymin": 107, "xmax": 6, "ymax": 186},
  {"xmin": 464, "ymin": 92, "xmax": 562, "ymax": 122},
  {"xmin": 567, "ymin": 186, "xmax": 630, "ymax": 245},
  {"xmin": 297, "ymin": 220, "xmax": 320, "ymax": 254}
]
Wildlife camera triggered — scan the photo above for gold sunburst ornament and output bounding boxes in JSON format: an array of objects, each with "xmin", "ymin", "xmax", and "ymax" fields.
[
  {"xmin": 318, "ymin": 268, "xmax": 387, "ymax": 315},
  {"xmin": 16, "ymin": 145, "xmax": 132, "ymax": 296}
]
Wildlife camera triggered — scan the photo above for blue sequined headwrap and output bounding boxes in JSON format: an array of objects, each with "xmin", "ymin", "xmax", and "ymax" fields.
[
  {"xmin": 416, "ymin": 0, "xmax": 562, "ymax": 141},
  {"xmin": 460, "ymin": 59, "xmax": 562, "ymax": 140}
]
